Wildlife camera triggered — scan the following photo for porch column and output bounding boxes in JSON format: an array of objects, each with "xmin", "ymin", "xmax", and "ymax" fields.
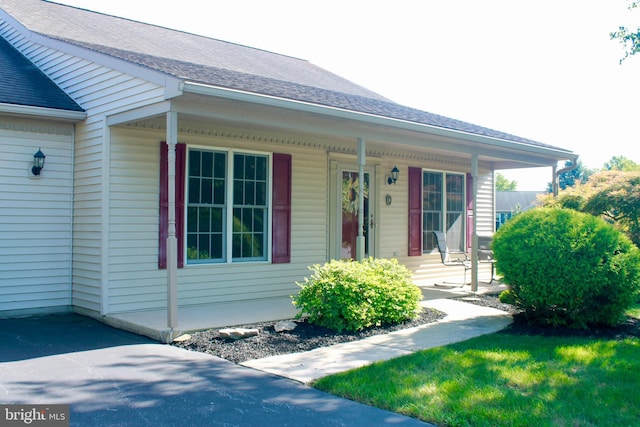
[
  {"xmin": 356, "ymin": 137, "xmax": 366, "ymax": 261},
  {"xmin": 166, "ymin": 111, "xmax": 179, "ymax": 331},
  {"xmin": 470, "ymin": 154, "xmax": 479, "ymax": 292}
]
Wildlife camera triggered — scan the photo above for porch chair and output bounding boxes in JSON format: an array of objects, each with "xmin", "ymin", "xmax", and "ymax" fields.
[
  {"xmin": 432, "ymin": 231, "xmax": 471, "ymax": 286},
  {"xmin": 477, "ymin": 233, "xmax": 496, "ymax": 284}
]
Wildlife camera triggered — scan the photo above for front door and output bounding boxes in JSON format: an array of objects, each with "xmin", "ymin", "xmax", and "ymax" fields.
[{"xmin": 340, "ymin": 169, "xmax": 372, "ymax": 260}]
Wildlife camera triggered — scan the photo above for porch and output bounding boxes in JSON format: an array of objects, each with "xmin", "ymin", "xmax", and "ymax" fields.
[{"xmin": 102, "ymin": 264, "xmax": 503, "ymax": 343}]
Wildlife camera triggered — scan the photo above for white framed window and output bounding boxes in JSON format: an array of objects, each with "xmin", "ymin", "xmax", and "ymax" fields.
[
  {"xmin": 186, "ymin": 148, "xmax": 269, "ymax": 263},
  {"xmin": 422, "ymin": 170, "xmax": 465, "ymax": 253}
]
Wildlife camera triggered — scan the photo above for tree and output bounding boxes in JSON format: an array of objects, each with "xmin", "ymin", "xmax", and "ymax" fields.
[
  {"xmin": 547, "ymin": 159, "xmax": 593, "ymax": 192},
  {"xmin": 611, "ymin": 1, "xmax": 640, "ymax": 62},
  {"xmin": 495, "ymin": 172, "xmax": 517, "ymax": 191},
  {"xmin": 540, "ymin": 170, "xmax": 640, "ymax": 247},
  {"xmin": 603, "ymin": 155, "xmax": 640, "ymax": 171}
]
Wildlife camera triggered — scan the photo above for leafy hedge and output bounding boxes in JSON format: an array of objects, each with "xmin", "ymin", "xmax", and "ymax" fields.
[
  {"xmin": 292, "ymin": 258, "xmax": 422, "ymax": 332},
  {"xmin": 493, "ymin": 207, "xmax": 640, "ymax": 328}
]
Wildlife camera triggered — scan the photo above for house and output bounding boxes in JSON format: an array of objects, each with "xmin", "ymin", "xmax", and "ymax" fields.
[
  {"xmin": 495, "ymin": 191, "xmax": 543, "ymax": 229},
  {"xmin": 0, "ymin": 0, "xmax": 577, "ymax": 341}
]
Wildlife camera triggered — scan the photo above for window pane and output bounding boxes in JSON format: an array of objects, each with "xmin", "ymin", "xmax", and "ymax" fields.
[
  {"xmin": 422, "ymin": 172, "xmax": 443, "ymax": 251},
  {"xmin": 198, "ymin": 208, "xmax": 211, "ymax": 232},
  {"xmin": 186, "ymin": 149, "xmax": 227, "ymax": 263},
  {"xmin": 256, "ymin": 182, "xmax": 266, "ymax": 205},
  {"xmin": 187, "ymin": 207, "xmax": 197, "ymax": 233},
  {"xmin": 201, "ymin": 178, "xmax": 213, "ymax": 204},
  {"xmin": 253, "ymin": 208, "xmax": 264, "ymax": 230},
  {"xmin": 211, "ymin": 207, "xmax": 223, "ymax": 233},
  {"xmin": 213, "ymin": 179, "xmax": 225, "ymax": 204},
  {"xmin": 232, "ymin": 208, "xmax": 242, "ymax": 233},
  {"xmin": 198, "ymin": 234, "xmax": 210, "ymax": 259},
  {"xmin": 446, "ymin": 173, "xmax": 465, "ymax": 251},
  {"xmin": 232, "ymin": 154, "xmax": 268, "ymax": 261},
  {"xmin": 189, "ymin": 151, "xmax": 200, "ymax": 176},
  {"xmin": 245, "ymin": 155, "xmax": 255, "ymax": 179},
  {"xmin": 256, "ymin": 156, "xmax": 267, "ymax": 180},
  {"xmin": 252, "ymin": 233, "xmax": 264, "ymax": 257},
  {"xmin": 232, "ymin": 234, "xmax": 242, "ymax": 258},
  {"xmin": 202, "ymin": 152, "xmax": 213, "ymax": 177},
  {"xmin": 211, "ymin": 234, "xmax": 223, "ymax": 259},
  {"xmin": 214, "ymin": 153, "xmax": 226, "ymax": 178},
  {"xmin": 235, "ymin": 154, "xmax": 245, "ymax": 179},
  {"xmin": 187, "ymin": 234, "xmax": 197, "ymax": 258},
  {"xmin": 234, "ymin": 180, "xmax": 243, "ymax": 205},
  {"xmin": 188, "ymin": 178, "xmax": 199, "ymax": 204},
  {"xmin": 243, "ymin": 208, "xmax": 253, "ymax": 230},
  {"xmin": 245, "ymin": 181, "xmax": 255, "ymax": 205}
]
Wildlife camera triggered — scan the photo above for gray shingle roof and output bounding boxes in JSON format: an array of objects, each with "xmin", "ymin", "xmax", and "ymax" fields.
[
  {"xmin": 0, "ymin": 0, "xmax": 569, "ymax": 151},
  {"xmin": 0, "ymin": 36, "xmax": 83, "ymax": 111}
]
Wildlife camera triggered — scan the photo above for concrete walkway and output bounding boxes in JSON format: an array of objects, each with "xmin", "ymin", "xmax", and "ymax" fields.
[{"xmin": 243, "ymin": 298, "xmax": 512, "ymax": 383}]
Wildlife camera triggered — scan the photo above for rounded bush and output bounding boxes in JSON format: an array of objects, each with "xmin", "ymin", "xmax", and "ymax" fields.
[
  {"xmin": 493, "ymin": 207, "xmax": 640, "ymax": 328},
  {"xmin": 292, "ymin": 258, "xmax": 422, "ymax": 332}
]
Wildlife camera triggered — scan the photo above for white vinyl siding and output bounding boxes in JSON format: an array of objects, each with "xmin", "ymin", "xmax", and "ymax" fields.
[
  {"xmin": 0, "ymin": 119, "xmax": 74, "ymax": 315},
  {"xmin": 0, "ymin": 23, "xmax": 167, "ymax": 315},
  {"xmin": 106, "ymin": 126, "xmax": 328, "ymax": 313}
]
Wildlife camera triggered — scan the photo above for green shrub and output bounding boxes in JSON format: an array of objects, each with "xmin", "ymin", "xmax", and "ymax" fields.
[
  {"xmin": 292, "ymin": 258, "xmax": 422, "ymax": 332},
  {"xmin": 498, "ymin": 289, "xmax": 516, "ymax": 305},
  {"xmin": 493, "ymin": 207, "xmax": 640, "ymax": 328}
]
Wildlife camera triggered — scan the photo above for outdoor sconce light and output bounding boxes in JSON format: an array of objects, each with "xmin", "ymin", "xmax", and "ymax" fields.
[
  {"xmin": 31, "ymin": 148, "xmax": 46, "ymax": 176},
  {"xmin": 387, "ymin": 165, "xmax": 400, "ymax": 185}
]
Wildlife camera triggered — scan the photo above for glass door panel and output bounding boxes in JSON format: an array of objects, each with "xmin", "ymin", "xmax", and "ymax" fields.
[{"xmin": 341, "ymin": 171, "xmax": 370, "ymax": 260}]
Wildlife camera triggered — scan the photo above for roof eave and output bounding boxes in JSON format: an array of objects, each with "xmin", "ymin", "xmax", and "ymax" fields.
[
  {"xmin": 0, "ymin": 102, "xmax": 86, "ymax": 121},
  {"xmin": 182, "ymin": 81, "xmax": 575, "ymax": 162}
]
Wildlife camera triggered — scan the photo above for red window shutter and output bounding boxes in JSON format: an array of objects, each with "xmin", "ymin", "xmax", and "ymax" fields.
[
  {"xmin": 272, "ymin": 153, "xmax": 292, "ymax": 263},
  {"xmin": 408, "ymin": 167, "xmax": 422, "ymax": 256},
  {"xmin": 159, "ymin": 141, "xmax": 186, "ymax": 269}
]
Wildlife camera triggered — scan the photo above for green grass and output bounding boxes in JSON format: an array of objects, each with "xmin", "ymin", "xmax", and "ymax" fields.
[{"xmin": 313, "ymin": 308, "xmax": 640, "ymax": 427}]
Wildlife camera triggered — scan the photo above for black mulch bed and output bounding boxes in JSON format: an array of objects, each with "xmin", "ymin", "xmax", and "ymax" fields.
[
  {"xmin": 458, "ymin": 295, "xmax": 640, "ymax": 340},
  {"xmin": 172, "ymin": 295, "xmax": 640, "ymax": 364},
  {"xmin": 173, "ymin": 308, "xmax": 446, "ymax": 364}
]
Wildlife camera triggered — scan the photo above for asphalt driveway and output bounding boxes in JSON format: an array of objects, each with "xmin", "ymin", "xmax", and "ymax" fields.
[{"xmin": 0, "ymin": 313, "xmax": 431, "ymax": 426}]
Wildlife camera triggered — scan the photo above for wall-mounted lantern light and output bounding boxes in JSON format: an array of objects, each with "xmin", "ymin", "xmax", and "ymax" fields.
[
  {"xmin": 387, "ymin": 165, "xmax": 399, "ymax": 185},
  {"xmin": 31, "ymin": 148, "xmax": 46, "ymax": 176}
]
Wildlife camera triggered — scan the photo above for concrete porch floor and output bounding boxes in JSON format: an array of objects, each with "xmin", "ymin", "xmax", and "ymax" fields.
[
  {"xmin": 104, "ymin": 297, "xmax": 300, "ymax": 343},
  {"xmin": 102, "ymin": 276, "xmax": 506, "ymax": 343}
]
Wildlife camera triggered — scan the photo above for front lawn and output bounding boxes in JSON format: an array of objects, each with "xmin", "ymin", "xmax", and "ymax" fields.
[{"xmin": 313, "ymin": 308, "xmax": 640, "ymax": 426}]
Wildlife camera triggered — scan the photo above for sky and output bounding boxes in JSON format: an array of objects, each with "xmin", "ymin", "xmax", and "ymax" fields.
[{"xmin": 53, "ymin": 0, "xmax": 640, "ymax": 190}]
